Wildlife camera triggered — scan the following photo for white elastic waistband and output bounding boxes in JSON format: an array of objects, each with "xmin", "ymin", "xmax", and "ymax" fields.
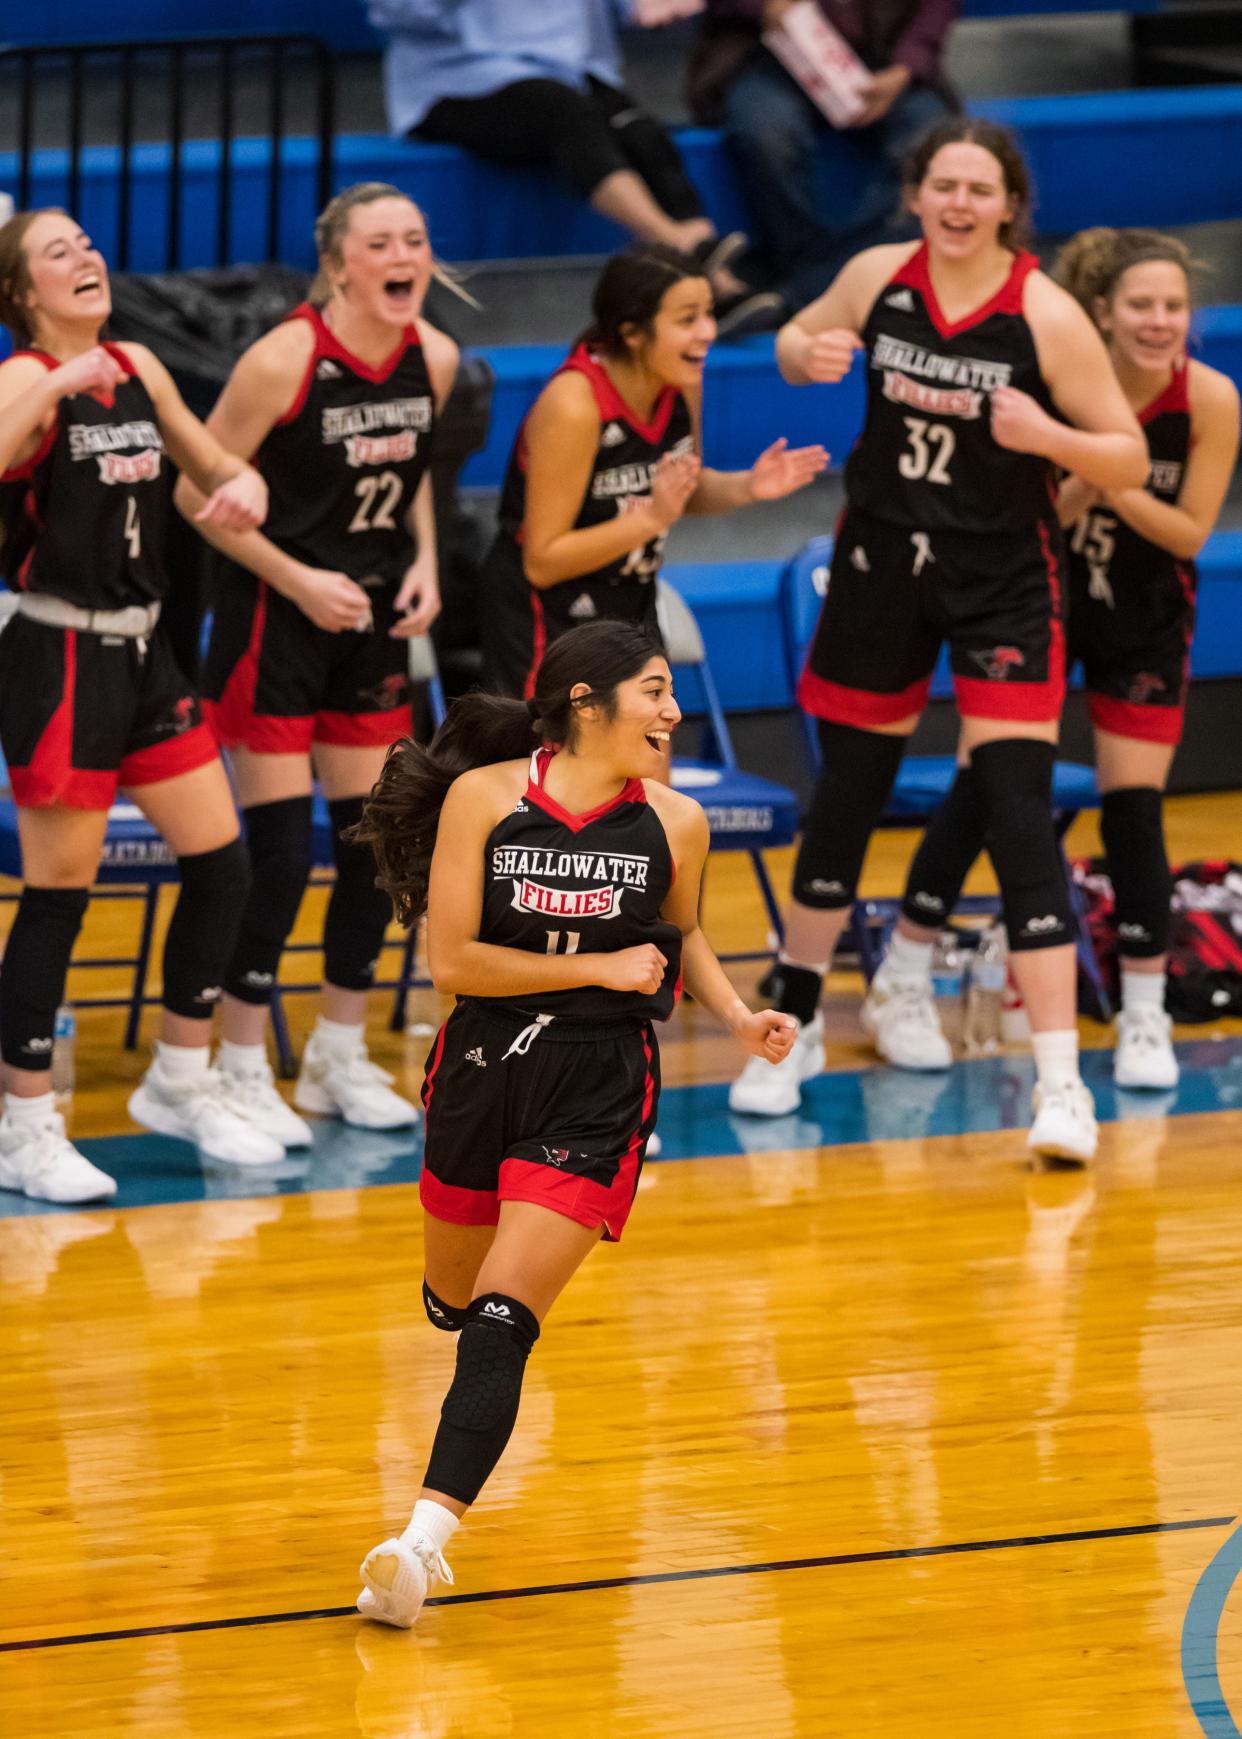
[{"xmin": 16, "ymin": 593, "xmax": 162, "ymax": 638}]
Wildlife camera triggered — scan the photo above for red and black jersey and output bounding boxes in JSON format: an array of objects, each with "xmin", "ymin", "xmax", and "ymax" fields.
[
  {"xmin": 466, "ymin": 747, "xmax": 683, "ymax": 1025},
  {"xmin": 0, "ymin": 345, "xmax": 169, "ymax": 607},
  {"xmin": 845, "ymin": 243, "xmax": 1059, "ymax": 535},
  {"xmin": 232, "ymin": 302, "xmax": 436, "ymax": 588},
  {"xmin": 1066, "ymin": 356, "xmax": 1194, "ymax": 609},
  {"xmin": 482, "ymin": 346, "xmax": 694, "ymax": 694}
]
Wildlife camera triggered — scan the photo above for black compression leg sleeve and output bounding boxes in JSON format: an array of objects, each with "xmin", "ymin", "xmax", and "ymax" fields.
[
  {"xmin": 163, "ymin": 837, "xmax": 252, "ymax": 1018},
  {"xmin": 0, "ymin": 886, "xmax": 89, "ymax": 1070},
  {"xmin": 323, "ymin": 795, "xmax": 393, "ymax": 992},
  {"xmin": 223, "ymin": 796, "xmax": 314, "ymax": 1005},
  {"xmin": 1100, "ymin": 786, "xmax": 1172, "ymax": 958},
  {"xmin": 970, "ymin": 739, "xmax": 1075, "ymax": 953},
  {"xmin": 423, "ymin": 1293, "xmax": 541, "ymax": 1506},
  {"xmin": 790, "ymin": 720, "xmax": 907, "ymax": 910},
  {"xmin": 899, "ymin": 764, "xmax": 988, "ymax": 929},
  {"xmin": 423, "ymin": 1279, "xmax": 469, "ymax": 1333}
]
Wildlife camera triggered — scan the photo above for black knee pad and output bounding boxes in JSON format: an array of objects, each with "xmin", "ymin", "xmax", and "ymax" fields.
[
  {"xmin": 791, "ymin": 721, "xmax": 906, "ymax": 909},
  {"xmin": 423, "ymin": 1292, "xmax": 541, "ymax": 1506},
  {"xmin": 224, "ymin": 796, "xmax": 313, "ymax": 1004},
  {"xmin": 423, "ymin": 1279, "xmax": 469, "ymax": 1333},
  {"xmin": 163, "ymin": 836, "xmax": 252, "ymax": 1019},
  {"xmin": 970, "ymin": 739, "xmax": 1074, "ymax": 953},
  {"xmin": 0, "ymin": 885, "xmax": 89, "ymax": 1070},
  {"xmin": 900, "ymin": 764, "xmax": 988, "ymax": 928},
  {"xmin": 323, "ymin": 795, "xmax": 394, "ymax": 993},
  {"xmin": 1100, "ymin": 786, "xmax": 1171, "ymax": 958}
]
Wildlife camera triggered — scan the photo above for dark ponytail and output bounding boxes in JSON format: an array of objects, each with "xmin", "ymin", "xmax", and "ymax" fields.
[
  {"xmin": 576, "ymin": 243, "xmax": 706, "ymax": 357},
  {"xmin": 351, "ymin": 621, "xmax": 664, "ymax": 925}
]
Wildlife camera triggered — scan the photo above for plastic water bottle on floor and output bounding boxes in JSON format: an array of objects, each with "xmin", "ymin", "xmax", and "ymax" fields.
[
  {"xmin": 930, "ymin": 929, "xmax": 966, "ymax": 1048},
  {"xmin": 964, "ymin": 925, "xmax": 1006, "ymax": 1056},
  {"xmin": 52, "ymin": 1005, "xmax": 76, "ymax": 1106}
]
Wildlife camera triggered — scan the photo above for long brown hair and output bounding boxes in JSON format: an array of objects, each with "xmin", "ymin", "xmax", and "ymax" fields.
[
  {"xmin": 1052, "ymin": 226, "xmax": 1198, "ymax": 326},
  {"xmin": 0, "ymin": 207, "xmax": 68, "ymax": 346},
  {"xmin": 903, "ymin": 118, "xmax": 1033, "ymax": 250},
  {"xmin": 351, "ymin": 621, "xmax": 664, "ymax": 926}
]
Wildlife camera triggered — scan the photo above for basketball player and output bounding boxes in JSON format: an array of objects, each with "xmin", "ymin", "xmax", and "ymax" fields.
[
  {"xmin": 179, "ymin": 184, "xmax": 459, "ymax": 1142},
  {"xmin": 481, "ymin": 244, "xmax": 828, "ymax": 699},
  {"xmin": 349, "ymin": 620, "xmax": 796, "ymax": 1626},
  {"xmin": 868, "ymin": 227, "xmax": 1239, "ymax": 1091},
  {"xmin": 0, "ymin": 208, "xmax": 271, "ymax": 1203},
  {"xmin": 728, "ymin": 119, "xmax": 1149, "ymax": 1164}
]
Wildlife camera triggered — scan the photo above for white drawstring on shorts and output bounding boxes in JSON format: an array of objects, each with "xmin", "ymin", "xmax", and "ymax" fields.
[{"xmin": 502, "ymin": 1013, "xmax": 555, "ymax": 1059}]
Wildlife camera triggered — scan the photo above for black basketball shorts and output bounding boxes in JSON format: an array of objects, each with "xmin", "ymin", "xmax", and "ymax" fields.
[
  {"xmin": 797, "ymin": 507, "xmax": 1067, "ymax": 728},
  {"xmin": 1067, "ymin": 557, "xmax": 1195, "ymax": 746},
  {"xmin": 0, "ymin": 615, "xmax": 218, "ymax": 809},
  {"xmin": 419, "ymin": 1001, "xmax": 660, "ymax": 1243}
]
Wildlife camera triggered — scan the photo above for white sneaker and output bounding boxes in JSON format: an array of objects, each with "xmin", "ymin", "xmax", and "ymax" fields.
[
  {"xmin": 1113, "ymin": 1005, "xmax": 1179, "ymax": 1090},
  {"xmin": 294, "ymin": 1031, "xmax": 418, "ymax": 1130},
  {"xmin": 357, "ymin": 1536, "xmax": 453, "ymax": 1629},
  {"xmin": 129, "ymin": 1064, "xmax": 285, "ymax": 1165},
  {"xmin": 646, "ymin": 1131, "xmax": 662, "ymax": 1158},
  {"xmin": 860, "ymin": 973, "xmax": 952, "ymax": 1071},
  {"xmin": 0, "ymin": 1107, "xmax": 117, "ymax": 1204},
  {"xmin": 728, "ymin": 1014, "xmax": 824, "ymax": 1116},
  {"xmin": 1027, "ymin": 1080, "xmax": 1098, "ymax": 1165},
  {"xmin": 218, "ymin": 1058, "xmax": 314, "ymax": 1148}
]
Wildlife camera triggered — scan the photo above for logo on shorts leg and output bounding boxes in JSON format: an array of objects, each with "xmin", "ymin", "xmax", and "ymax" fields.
[
  {"xmin": 541, "ymin": 1145, "xmax": 570, "ymax": 1167},
  {"xmin": 170, "ymin": 695, "xmax": 197, "ymax": 734},
  {"xmin": 1128, "ymin": 672, "xmax": 1167, "ymax": 703},
  {"xmin": 464, "ymin": 1047, "xmax": 487, "ymax": 1068},
  {"xmin": 357, "ymin": 672, "xmax": 411, "ymax": 710},
  {"xmin": 970, "ymin": 646, "xmax": 1026, "ymax": 681}
]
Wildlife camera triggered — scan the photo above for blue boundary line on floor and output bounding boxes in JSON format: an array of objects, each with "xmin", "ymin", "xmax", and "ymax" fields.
[
  {"xmin": 0, "ymin": 1515, "xmax": 1230, "ymax": 1654},
  {"xmin": 1183, "ymin": 1523, "xmax": 1242, "ymax": 1737}
]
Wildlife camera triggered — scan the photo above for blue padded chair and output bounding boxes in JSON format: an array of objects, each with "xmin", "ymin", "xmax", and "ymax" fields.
[
  {"xmin": 656, "ymin": 580, "xmax": 801, "ymax": 955},
  {"xmin": 777, "ymin": 539, "xmax": 1110, "ymax": 1014}
]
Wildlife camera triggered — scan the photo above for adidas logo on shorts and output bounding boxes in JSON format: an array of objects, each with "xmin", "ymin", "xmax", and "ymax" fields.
[
  {"xmin": 316, "ymin": 359, "xmax": 342, "ymax": 380},
  {"xmin": 568, "ymin": 593, "xmax": 597, "ymax": 620},
  {"xmin": 600, "ymin": 421, "xmax": 626, "ymax": 447},
  {"xmin": 464, "ymin": 1047, "xmax": 487, "ymax": 1067},
  {"xmin": 884, "ymin": 288, "xmax": 915, "ymax": 311}
]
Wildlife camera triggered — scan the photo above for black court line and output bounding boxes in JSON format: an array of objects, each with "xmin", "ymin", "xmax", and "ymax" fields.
[{"xmin": 1, "ymin": 1515, "xmax": 1231, "ymax": 1655}]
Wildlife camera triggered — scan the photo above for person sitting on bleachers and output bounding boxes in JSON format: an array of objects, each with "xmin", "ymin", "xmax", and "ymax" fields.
[
  {"xmin": 367, "ymin": 0, "xmax": 779, "ymax": 335},
  {"xmin": 688, "ymin": 0, "xmax": 959, "ymax": 315}
]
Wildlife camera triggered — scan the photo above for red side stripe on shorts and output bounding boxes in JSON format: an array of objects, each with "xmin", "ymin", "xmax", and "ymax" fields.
[
  {"xmin": 422, "ymin": 1024, "xmax": 448, "ymax": 1115},
  {"xmin": 522, "ymin": 591, "xmax": 547, "ymax": 700},
  {"xmin": 11, "ymin": 627, "xmax": 77, "ymax": 805}
]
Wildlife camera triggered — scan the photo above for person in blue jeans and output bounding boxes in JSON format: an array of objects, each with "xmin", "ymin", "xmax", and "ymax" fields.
[{"xmin": 688, "ymin": 0, "xmax": 959, "ymax": 313}]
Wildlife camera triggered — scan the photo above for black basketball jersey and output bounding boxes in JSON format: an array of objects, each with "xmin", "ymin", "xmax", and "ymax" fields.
[
  {"xmin": 230, "ymin": 302, "xmax": 436, "ymax": 590},
  {"xmin": 846, "ymin": 244, "xmax": 1058, "ymax": 535},
  {"xmin": 468, "ymin": 748, "xmax": 683, "ymax": 1025},
  {"xmin": 487, "ymin": 345, "xmax": 694, "ymax": 685},
  {"xmin": 0, "ymin": 345, "xmax": 169, "ymax": 608},
  {"xmin": 1066, "ymin": 357, "xmax": 1194, "ymax": 608}
]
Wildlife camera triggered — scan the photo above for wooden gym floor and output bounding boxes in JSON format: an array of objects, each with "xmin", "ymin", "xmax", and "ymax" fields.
[{"xmin": 3, "ymin": 793, "xmax": 1242, "ymax": 1737}]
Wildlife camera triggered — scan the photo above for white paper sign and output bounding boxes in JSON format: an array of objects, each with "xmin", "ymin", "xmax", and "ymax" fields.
[{"xmin": 762, "ymin": 1, "xmax": 870, "ymax": 128}]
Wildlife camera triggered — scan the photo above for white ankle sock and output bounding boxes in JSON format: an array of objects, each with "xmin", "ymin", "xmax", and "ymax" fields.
[
  {"xmin": 1121, "ymin": 970, "xmax": 1166, "ymax": 1013},
  {"xmin": 313, "ymin": 1016, "xmax": 365, "ymax": 1053},
  {"xmin": 5, "ymin": 1090, "xmax": 56, "ymax": 1124},
  {"xmin": 401, "ymin": 1499, "xmax": 459, "ymax": 1558},
  {"xmin": 882, "ymin": 930, "xmax": 934, "ymax": 982},
  {"xmin": 154, "ymin": 1041, "xmax": 212, "ymax": 1082},
  {"xmin": 1031, "ymin": 1029, "xmax": 1081, "ymax": 1092},
  {"xmin": 218, "ymin": 1039, "xmax": 268, "ymax": 1074}
]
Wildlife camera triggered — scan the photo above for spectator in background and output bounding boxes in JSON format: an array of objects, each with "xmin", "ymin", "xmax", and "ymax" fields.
[
  {"xmin": 688, "ymin": 0, "xmax": 959, "ymax": 313},
  {"xmin": 368, "ymin": 0, "xmax": 781, "ymax": 335}
]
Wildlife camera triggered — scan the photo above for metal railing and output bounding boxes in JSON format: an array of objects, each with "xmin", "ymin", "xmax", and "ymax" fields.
[{"xmin": 0, "ymin": 34, "xmax": 335, "ymax": 269}]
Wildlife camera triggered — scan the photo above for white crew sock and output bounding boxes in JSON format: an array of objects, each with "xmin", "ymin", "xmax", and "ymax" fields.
[
  {"xmin": 313, "ymin": 1016, "xmax": 365, "ymax": 1053},
  {"xmin": 1121, "ymin": 970, "xmax": 1166, "ymax": 1013},
  {"xmin": 218, "ymin": 1039, "xmax": 269, "ymax": 1075},
  {"xmin": 153, "ymin": 1041, "xmax": 212, "ymax": 1082},
  {"xmin": 5, "ymin": 1089, "xmax": 56, "ymax": 1124},
  {"xmin": 881, "ymin": 930, "xmax": 935, "ymax": 983},
  {"xmin": 1031, "ymin": 1028, "xmax": 1081, "ymax": 1092},
  {"xmin": 400, "ymin": 1498, "xmax": 460, "ymax": 1558}
]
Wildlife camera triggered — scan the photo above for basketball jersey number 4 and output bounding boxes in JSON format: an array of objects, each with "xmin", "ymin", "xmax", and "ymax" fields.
[{"xmin": 898, "ymin": 417, "xmax": 955, "ymax": 485}]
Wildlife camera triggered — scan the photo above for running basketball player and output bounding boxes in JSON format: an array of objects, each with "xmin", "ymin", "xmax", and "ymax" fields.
[
  {"xmin": 349, "ymin": 620, "xmax": 796, "ymax": 1626},
  {"xmin": 481, "ymin": 244, "xmax": 828, "ymax": 698},
  {"xmin": 728, "ymin": 119, "xmax": 1149, "ymax": 1164},
  {"xmin": 868, "ymin": 226, "xmax": 1240, "ymax": 1091},
  {"xmin": 180, "ymin": 184, "xmax": 459, "ymax": 1141},
  {"xmin": 0, "ymin": 208, "xmax": 271, "ymax": 1202}
]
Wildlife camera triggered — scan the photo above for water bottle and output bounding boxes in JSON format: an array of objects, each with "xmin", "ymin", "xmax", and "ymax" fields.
[
  {"xmin": 964, "ymin": 924, "xmax": 1006, "ymax": 1055},
  {"xmin": 930, "ymin": 929, "xmax": 966, "ymax": 1047},
  {"xmin": 52, "ymin": 1004, "xmax": 76, "ymax": 1105}
]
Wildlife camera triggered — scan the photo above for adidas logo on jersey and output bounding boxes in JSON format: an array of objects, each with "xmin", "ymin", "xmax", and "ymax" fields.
[
  {"xmin": 600, "ymin": 421, "xmax": 626, "ymax": 447},
  {"xmin": 884, "ymin": 288, "xmax": 915, "ymax": 311},
  {"xmin": 482, "ymin": 1301, "xmax": 512, "ymax": 1319},
  {"xmin": 464, "ymin": 1047, "xmax": 487, "ymax": 1068},
  {"xmin": 850, "ymin": 545, "xmax": 870, "ymax": 573},
  {"xmin": 513, "ymin": 798, "xmax": 529, "ymax": 813},
  {"xmin": 316, "ymin": 359, "xmax": 342, "ymax": 380},
  {"xmin": 568, "ymin": 593, "xmax": 597, "ymax": 620}
]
